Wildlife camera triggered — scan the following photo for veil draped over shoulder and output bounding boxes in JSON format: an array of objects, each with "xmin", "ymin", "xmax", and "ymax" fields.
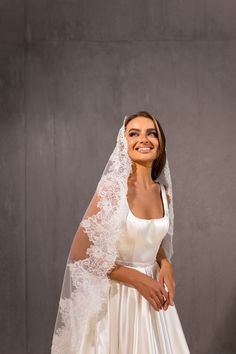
[{"xmin": 51, "ymin": 116, "xmax": 174, "ymax": 353}]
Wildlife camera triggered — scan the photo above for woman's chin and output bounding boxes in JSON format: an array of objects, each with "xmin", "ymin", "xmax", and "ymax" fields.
[{"xmin": 130, "ymin": 156, "xmax": 156, "ymax": 165}]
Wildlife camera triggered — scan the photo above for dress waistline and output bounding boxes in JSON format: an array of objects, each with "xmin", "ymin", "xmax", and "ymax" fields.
[{"xmin": 115, "ymin": 259, "xmax": 157, "ymax": 268}]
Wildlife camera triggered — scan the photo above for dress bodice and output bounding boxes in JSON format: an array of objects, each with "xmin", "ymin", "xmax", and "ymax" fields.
[{"xmin": 116, "ymin": 183, "xmax": 169, "ymax": 266}]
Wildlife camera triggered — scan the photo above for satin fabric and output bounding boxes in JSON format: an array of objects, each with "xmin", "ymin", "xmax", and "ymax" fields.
[{"xmin": 80, "ymin": 184, "xmax": 190, "ymax": 354}]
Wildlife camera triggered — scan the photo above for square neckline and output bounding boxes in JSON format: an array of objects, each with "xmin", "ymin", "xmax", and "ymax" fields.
[{"xmin": 128, "ymin": 182, "xmax": 167, "ymax": 222}]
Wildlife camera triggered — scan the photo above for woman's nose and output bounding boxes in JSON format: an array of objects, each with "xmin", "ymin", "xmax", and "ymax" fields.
[{"xmin": 138, "ymin": 134, "xmax": 149, "ymax": 143}]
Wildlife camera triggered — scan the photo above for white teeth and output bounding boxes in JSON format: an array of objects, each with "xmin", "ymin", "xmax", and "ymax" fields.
[{"xmin": 137, "ymin": 147, "xmax": 151, "ymax": 152}]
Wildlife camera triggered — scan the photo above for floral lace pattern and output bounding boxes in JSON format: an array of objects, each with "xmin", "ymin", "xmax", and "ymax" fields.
[{"xmin": 51, "ymin": 120, "xmax": 174, "ymax": 353}]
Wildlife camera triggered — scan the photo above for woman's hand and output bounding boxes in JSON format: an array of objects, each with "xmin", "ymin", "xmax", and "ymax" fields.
[
  {"xmin": 134, "ymin": 273, "xmax": 169, "ymax": 311},
  {"xmin": 108, "ymin": 264, "xmax": 169, "ymax": 311},
  {"xmin": 158, "ymin": 259, "xmax": 176, "ymax": 311}
]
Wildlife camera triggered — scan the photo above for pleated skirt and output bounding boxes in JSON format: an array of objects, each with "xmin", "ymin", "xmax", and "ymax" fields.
[{"xmin": 86, "ymin": 261, "xmax": 191, "ymax": 354}]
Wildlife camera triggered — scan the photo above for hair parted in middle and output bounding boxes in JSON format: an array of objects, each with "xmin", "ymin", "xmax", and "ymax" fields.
[{"xmin": 124, "ymin": 110, "xmax": 166, "ymax": 180}]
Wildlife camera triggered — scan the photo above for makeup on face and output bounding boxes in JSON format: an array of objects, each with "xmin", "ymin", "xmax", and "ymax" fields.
[{"xmin": 125, "ymin": 117, "xmax": 159, "ymax": 160}]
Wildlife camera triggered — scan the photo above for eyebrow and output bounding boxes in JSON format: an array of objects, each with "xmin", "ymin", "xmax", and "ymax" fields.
[{"xmin": 128, "ymin": 128, "xmax": 157, "ymax": 133}]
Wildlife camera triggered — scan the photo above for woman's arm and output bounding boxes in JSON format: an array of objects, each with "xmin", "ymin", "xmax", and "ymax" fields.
[
  {"xmin": 155, "ymin": 185, "xmax": 176, "ymax": 309},
  {"xmin": 156, "ymin": 245, "xmax": 176, "ymax": 309},
  {"xmin": 108, "ymin": 264, "xmax": 168, "ymax": 311}
]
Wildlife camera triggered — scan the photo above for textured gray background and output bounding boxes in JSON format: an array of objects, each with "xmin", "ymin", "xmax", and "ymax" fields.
[{"xmin": 0, "ymin": 1, "xmax": 236, "ymax": 354}]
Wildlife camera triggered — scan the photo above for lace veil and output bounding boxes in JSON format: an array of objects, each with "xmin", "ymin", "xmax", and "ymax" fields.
[{"xmin": 51, "ymin": 114, "xmax": 174, "ymax": 353}]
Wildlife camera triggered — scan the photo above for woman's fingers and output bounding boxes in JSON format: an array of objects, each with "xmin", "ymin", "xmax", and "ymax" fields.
[
  {"xmin": 149, "ymin": 297, "xmax": 161, "ymax": 311},
  {"xmin": 158, "ymin": 261, "xmax": 176, "ymax": 306},
  {"xmin": 166, "ymin": 280, "xmax": 175, "ymax": 306},
  {"xmin": 168, "ymin": 288, "xmax": 175, "ymax": 306},
  {"xmin": 136, "ymin": 273, "xmax": 173, "ymax": 311},
  {"xmin": 154, "ymin": 282, "xmax": 170, "ymax": 310},
  {"xmin": 154, "ymin": 282, "xmax": 168, "ymax": 301},
  {"xmin": 151, "ymin": 292, "xmax": 168, "ymax": 311},
  {"xmin": 161, "ymin": 285, "xmax": 169, "ymax": 300},
  {"xmin": 152, "ymin": 290, "xmax": 166, "ymax": 310},
  {"xmin": 163, "ymin": 299, "xmax": 169, "ymax": 311}
]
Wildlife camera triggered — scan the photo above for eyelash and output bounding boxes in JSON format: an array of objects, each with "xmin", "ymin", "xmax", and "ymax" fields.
[{"xmin": 129, "ymin": 132, "xmax": 158, "ymax": 137}]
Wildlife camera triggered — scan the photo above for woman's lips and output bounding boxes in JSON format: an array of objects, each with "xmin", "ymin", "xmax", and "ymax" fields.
[{"xmin": 136, "ymin": 147, "xmax": 152, "ymax": 153}]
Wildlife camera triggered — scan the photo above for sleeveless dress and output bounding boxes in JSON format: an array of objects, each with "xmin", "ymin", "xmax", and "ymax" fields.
[{"xmin": 83, "ymin": 183, "xmax": 190, "ymax": 354}]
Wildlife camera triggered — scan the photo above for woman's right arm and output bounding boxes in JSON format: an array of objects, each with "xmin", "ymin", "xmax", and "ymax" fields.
[{"xmin": 108, "ymin": 265, "xmax": 168, "ymax": 311}]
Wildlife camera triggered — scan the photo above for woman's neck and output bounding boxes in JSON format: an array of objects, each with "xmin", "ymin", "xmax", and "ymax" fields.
[{"xmin": 129, "ymin": 163, "xmax": 155, "ymax": 188}]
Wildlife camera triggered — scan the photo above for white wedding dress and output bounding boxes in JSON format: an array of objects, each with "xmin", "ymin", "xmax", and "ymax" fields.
[{"xmin": 79, "ymin": 183, "xmax": 190, "ymax": 354}]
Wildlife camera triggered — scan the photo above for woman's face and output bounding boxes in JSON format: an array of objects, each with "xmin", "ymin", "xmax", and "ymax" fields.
[{"xmin": 125, "ymin": 117, "xmax": 159, "ymax": 164}]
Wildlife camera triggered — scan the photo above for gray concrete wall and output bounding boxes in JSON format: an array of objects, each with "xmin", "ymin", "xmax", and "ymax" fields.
[{"xmin": 0, "ymin": 1, "xmax": 236, "ymax": 353}]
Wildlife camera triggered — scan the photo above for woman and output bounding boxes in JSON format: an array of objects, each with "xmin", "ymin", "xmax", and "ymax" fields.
[{"xmin": 51, "ymin": 111, "xmax": 190, "ymax": 353}]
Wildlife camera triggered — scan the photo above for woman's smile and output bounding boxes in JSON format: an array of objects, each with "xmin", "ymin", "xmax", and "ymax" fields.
[
  {"xmin": 136, "ymin": 147, "xmax": 153, "ymax": 154},
  {"xmin": 125, "ymin": 116, "xmax": 159, "ymax": 163}
]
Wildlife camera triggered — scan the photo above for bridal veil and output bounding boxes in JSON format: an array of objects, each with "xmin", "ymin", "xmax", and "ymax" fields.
[{"xmin": 51, "ymin": 114, "xmax": 174, "ymax": 353}]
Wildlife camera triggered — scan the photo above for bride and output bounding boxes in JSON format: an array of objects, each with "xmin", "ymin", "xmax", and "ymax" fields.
[{"xmin": 51, "ymin": 111, "xmax": 190, "ymax": 353}]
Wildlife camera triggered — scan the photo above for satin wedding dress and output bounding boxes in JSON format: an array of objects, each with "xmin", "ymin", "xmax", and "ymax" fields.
[{"xmin": 76, "ymin": 183, "xmax": 190, "ymax": 354}]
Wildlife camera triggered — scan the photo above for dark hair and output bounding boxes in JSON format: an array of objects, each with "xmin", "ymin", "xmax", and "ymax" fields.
[{"xmin": 124, "ymin": 111, "xmax": 166, "ymax": 180}]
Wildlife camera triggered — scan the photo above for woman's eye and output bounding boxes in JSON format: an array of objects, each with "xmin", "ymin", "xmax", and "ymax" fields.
[
  {"xmin": 128, "ymin": 131, "xmax": 158, "ymax": 137},
  {"xmin": 149, "ymin": 132, "xmax": 158, "ymax": 137}
]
